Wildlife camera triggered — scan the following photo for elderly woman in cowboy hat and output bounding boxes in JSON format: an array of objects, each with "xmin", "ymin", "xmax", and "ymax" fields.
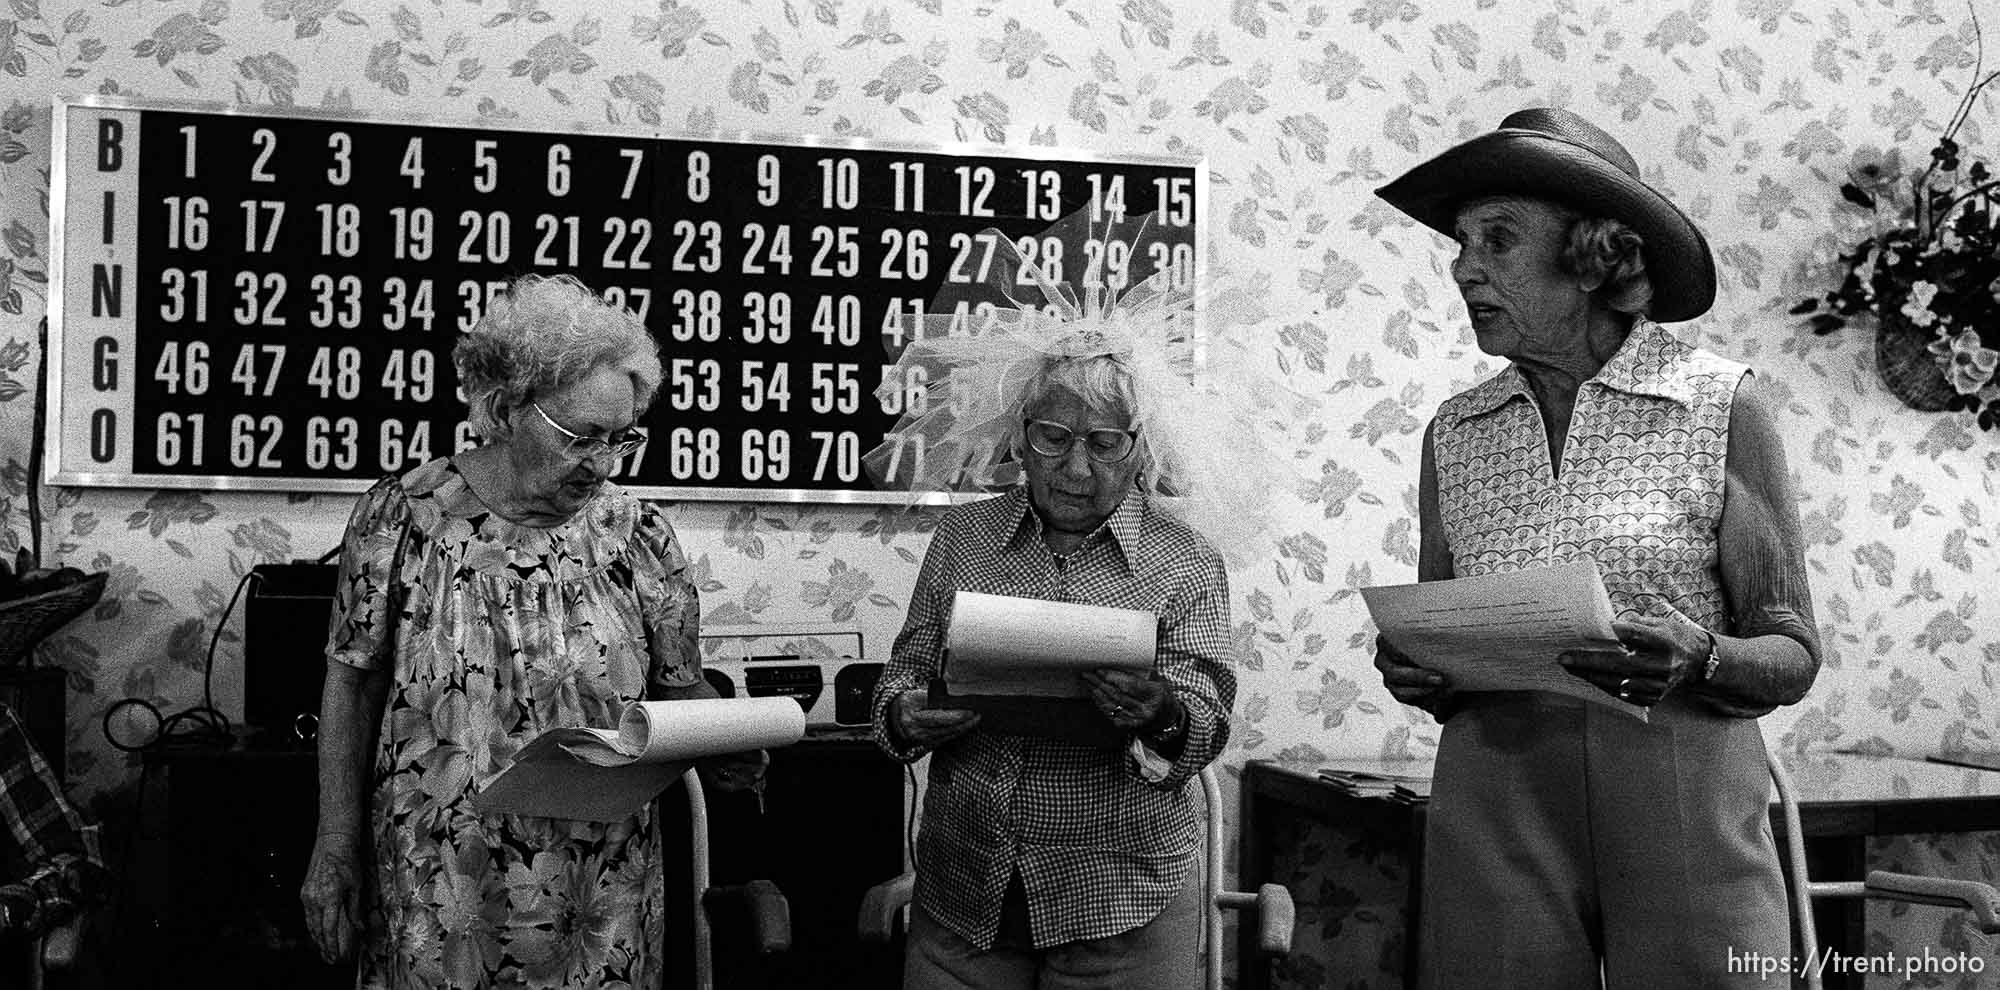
[{"xmin": 1370, "ymin": 108, "xmax": 1823, "ymax": 987}]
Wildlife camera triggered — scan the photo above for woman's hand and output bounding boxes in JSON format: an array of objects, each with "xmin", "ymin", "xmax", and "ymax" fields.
[
  {"xmin": 1374, "ymin": 634, "xmax": 1452, "ymax": 713},
  {"xmin": 700, "ymin": 748, "xmax": 771, "ymax": 793},
  {"xmin": 888, "ymin": 688, "xmax": 981, "ymax": 749},
  {"xmin": 1559, "ymin": 616, "xmax": 1707, "ymax": 707},
  {"xmin": 1082, "ymin": 668, "xmax": 1172, "ymax": 733},
  {"xmin": 300, "ymin": 832, "xmax": 365, "ymax": 964}
]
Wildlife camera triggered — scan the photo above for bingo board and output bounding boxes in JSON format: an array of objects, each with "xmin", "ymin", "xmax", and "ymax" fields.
[{"xmin": 46, "ymin": 97, "xmax": 1202, "ymax": 500}]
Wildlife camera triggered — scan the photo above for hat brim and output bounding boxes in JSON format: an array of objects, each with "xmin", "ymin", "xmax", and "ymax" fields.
[{"xmin": 1375, "ymin": 130, "xmax": 1717, "ymax": 322}]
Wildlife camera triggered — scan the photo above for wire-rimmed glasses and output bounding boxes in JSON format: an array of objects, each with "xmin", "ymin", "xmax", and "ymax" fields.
[{"xmin": 530, "ymin": 401, "xmax": 648, "ymax": 461}]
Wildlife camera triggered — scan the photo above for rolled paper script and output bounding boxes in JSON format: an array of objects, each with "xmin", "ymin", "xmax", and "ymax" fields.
[
  {"xmin": 944, "ymin": 590, "xmax": 1156, "ymax": 697},
  {"xmin": 617, "ymin": 695, "xmax": 808, "ymax": 763}
]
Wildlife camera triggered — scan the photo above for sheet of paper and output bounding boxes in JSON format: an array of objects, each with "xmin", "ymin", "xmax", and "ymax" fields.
[
  {"xmin": 472, "ymin": 696, "xmax": 806, "ymax": 821},
  {"xmin": 1315, "ymin": 756, "xmax": 1435, "ymax": 785},
  {"xmin": 944, "ymin": 591, "xmax": 1155, "ymax": 698},
  {"xmin": 473, "ymin": 734, "xmax": 690, "ymax": 821},
  {"xmin": 1359, "ymin": 561, "xmax": 1646, "ymax": 721}
]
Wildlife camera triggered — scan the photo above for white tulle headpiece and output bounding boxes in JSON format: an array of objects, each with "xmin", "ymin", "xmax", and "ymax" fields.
[{"xmin": 861, "ymin": 210, "xmax": 1309, "ymax": 567}]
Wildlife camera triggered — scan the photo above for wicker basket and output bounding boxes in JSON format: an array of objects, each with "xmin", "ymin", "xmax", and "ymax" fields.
[
  {"xmin": 1875, "ymin": 321, "xmax": 1957, "ymax": 412},
  {"xmin": 0, "ymin": 571, "xmax": 106, "ymax": 667}
]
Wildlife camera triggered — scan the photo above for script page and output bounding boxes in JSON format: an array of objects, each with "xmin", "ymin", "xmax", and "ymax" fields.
[
  {"xmin": 943, "ymin": 591, "xmax": 1156, "ymax": 698},
  {"xmin": 1359, "ymin": 561, "xmax": 1646, "ymax": 721},
  {"xmin": 471, "ymin": 732, "xmax": 688, "ymax": 821},
  {"xmin": 472, "ymin": 697, "xmax": 807, "ymax": 821}
]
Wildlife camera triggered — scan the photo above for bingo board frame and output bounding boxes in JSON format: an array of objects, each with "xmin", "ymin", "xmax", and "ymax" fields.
[{"xmin": 45, "ymin": 95, "xmax": 1204, "ymax": 501}]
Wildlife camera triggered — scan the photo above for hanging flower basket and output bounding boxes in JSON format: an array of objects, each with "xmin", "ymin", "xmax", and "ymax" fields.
[
  {"xmin": 1875, "ymin": 318, "xmax": 1957, "ymax": 412},
  {"xmin": 1793, "ymin": 36, "xmax": 1999, "ymax": 430}
]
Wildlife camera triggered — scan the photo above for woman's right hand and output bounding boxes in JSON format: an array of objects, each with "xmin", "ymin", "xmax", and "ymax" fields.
[
  {"xmin": 889, "ymin": 688, "xmax": 981, "ymax": 749},
  {"xmin": 300, "ymin": 832, "xmax": 365, "ymax": 964},
  {"xmin": 1374, "ymin": 634, "xmax": 1452, "ymax": 714}
]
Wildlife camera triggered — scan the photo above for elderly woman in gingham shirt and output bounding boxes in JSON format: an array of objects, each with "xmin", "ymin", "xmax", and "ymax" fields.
[{"xmin": 871, "ymin": 351, "xmax": 1236, "ymax": 990}]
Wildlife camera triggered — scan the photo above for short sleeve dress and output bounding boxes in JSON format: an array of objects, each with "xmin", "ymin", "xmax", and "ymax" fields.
[{"xmin": 325, "ymin": 457, "xmax": 702, "ymax": 990}]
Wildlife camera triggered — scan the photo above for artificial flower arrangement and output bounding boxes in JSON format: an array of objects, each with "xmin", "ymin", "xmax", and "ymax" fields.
[{"xmin": 1793, "ymin": 55, "xmax": 2000, "ymax": 430}]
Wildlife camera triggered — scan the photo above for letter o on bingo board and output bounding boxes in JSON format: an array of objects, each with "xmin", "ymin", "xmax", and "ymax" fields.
[{"xmin": 45, "ymin": 97, "xmax": 1202, "ymax": 502}]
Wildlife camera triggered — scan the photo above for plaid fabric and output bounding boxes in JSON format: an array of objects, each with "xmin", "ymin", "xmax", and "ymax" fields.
[
  {"xmin": 0, "ymin": 703, "xmax": 105, "ymax": 935},
  {"xmin": 871, "ymin": 488, "xmax": 1235, "ymax": 950}
]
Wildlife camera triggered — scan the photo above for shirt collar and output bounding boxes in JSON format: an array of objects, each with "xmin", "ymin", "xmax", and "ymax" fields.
[
  {"xmin": 1003, "ymin": 486, "xmax": 1148, "ymax": 574},
  {"xmin": 1452, "ymin": 319, "xmax": 1695, "ymax": 420},
  {"xmin": 1588, "ymin": 319, "xmax": 1697, "ymax": 405}
]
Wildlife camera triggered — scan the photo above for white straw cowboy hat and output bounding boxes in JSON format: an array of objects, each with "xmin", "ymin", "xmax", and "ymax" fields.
[{"xmin": 1375, "ymin": 107, "xmax": 1718, "ymax": 322}]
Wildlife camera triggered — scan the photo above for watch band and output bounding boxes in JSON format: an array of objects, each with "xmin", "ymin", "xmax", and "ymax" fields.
[
  {"xmin": 1701, "ymin": 630, "xmax": 1723, "ymax": 683},
  {"xmin": 1144, "ymin": 704, "xmax": 1188, "ymax": 747}
]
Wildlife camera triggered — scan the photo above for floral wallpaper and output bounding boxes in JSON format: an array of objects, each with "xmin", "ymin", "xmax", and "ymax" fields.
[{"xmin": 1, "ymin": 0, "xmax": 1996, "ymax": 986}]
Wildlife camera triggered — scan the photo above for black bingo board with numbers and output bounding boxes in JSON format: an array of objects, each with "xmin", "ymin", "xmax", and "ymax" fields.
[{"xmin": 45, "ymin": 96, "xmax": 1202, "ymax": 501}]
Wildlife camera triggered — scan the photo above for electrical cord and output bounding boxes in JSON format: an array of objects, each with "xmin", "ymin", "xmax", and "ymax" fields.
[
  {"xmin": 96, "ymin": 568, "xmax": 256, "ymax": 965},
  {"xmin": 104, "ymin": 558, "xmax": 343, "ymax": 968},
  {"xmin": 200, "ymin": 568, "xmax": 257, "ymax": 727},
  {"xmin": 28, "ymin": 317, "xmax": 47, "ymax": 565},
  {"xmin": 100, "ymin": 567, "xmax": 269, "ymax": 956},
  {"xmin": 101, "ymin": 568, "xmax": 260, "ymax": 754}
]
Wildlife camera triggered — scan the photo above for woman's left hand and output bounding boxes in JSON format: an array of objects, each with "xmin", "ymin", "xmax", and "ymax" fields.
[
  {"xmin": 1558, "ymin": 616, "xmax": 1707, "ymax": 707},
  {"xmin": 699, "ymin": 748, "xmax": 770, "ymax": 794},
  {"xmin": 1083, "ymin": 668, "xmax": 1173, "ymax": 733}
]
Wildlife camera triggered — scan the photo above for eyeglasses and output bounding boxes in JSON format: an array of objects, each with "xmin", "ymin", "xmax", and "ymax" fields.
[
  {"xmin": 1023, "ymin": 419, "xmax": 1140, "ymax": 463},
  {"xmin": 530, "ymin": 401, "xmax": 648, "ymax": 461}
]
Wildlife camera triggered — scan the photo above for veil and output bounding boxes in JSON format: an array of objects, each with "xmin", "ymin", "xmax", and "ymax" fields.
[{"xmin": 861, "ymin": 209, "xmax": 1309, "ymax": 566}]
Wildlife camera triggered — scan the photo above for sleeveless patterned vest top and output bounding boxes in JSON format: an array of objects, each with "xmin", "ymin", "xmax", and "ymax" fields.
[{"xmin": 1431, "ymin": 321, "xmax": 1748, "ymax": 631}]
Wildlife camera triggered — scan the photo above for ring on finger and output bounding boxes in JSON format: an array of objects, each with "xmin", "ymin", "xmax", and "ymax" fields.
[{"xmin": 1617, "ymin": 676, "xmax": 1633, "ymax": 700}]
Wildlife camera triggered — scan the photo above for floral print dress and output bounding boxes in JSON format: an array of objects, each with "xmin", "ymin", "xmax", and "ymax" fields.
[{"xmin": 326, "ymin": 457, "xmax": 702, "ymax": 990}]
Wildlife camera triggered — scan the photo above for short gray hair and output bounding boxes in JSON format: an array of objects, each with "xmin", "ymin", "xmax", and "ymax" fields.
[
  {"xmin": 453, "ymin": 275, "xmax": 662, "ymax": 440},
  {"xmin": 1562, "ymin": 216, "xmax": 1654, "ymax": 316},
  {"xmin": 1008, "ymin": 354, "xmax": 1155, "ymax": 477}
]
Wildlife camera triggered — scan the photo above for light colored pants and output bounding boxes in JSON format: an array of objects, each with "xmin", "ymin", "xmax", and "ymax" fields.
[
  {"xmin": 1419, "ymin": 693, "xmax": 1788, "ymax": 989},
  {"xmin": 903, "ymin": 875, "xmax": 1203, "ymax": 990}
]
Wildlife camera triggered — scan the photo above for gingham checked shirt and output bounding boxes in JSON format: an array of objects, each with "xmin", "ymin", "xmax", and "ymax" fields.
[
  {"xmin": 872, "ymin": 487, "xmax": 1235, "ymax": 950},
  {"xmin": 0, "ymin": 703, "xmax": 106, "ymax": 935}
]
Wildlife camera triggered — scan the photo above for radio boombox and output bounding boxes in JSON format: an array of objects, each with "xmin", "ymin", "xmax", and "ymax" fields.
[{"xmin": 699, "ymin": 623, "xmax": 880, "ymax": 730}]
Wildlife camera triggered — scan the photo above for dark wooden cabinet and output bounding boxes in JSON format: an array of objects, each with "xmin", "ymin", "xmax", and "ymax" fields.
[{"xmin": 129, "ymin": 743, "xmax": 348, "ymax": 990}]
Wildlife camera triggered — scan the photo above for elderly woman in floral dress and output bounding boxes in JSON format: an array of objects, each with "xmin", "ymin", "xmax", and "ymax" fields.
[{"xmin": 299, "ymin": 274, "xmax": 764, "ymax": 989}]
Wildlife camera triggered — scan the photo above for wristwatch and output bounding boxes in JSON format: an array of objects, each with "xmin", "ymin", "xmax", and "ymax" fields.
[
  {"xmin": 1144, "ymin": 701, "xmax": 1188, "ymax": 749},
  {"xmin": 1700, "ymin": 630, "xmax": 1723, "ymax": 683}
]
